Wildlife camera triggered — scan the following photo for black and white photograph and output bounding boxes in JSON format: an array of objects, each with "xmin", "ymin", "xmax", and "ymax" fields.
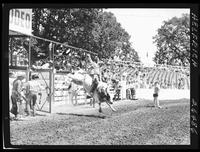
[{"xmin": 2, "ymin": 3, "xmax": 199, "ymax": 149}]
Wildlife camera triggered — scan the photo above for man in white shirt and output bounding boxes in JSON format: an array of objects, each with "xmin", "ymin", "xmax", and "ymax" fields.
[
  {"xmin": 23, "ymin": 74, "xmax": 43, "ymax": 116},
  {"xmin": 153, "ymin": 82, "xmax": 162, "ymax": 108}
]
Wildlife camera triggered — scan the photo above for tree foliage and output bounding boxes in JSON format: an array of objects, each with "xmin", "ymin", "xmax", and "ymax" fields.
[
  {"xmin": 153, "ymin": 14, "xmax": 190, "ymax": 66},
  {"xmin": 10, "ymin": 8, "xmax": 140, "ymax": 67},
  {"xmin": 92, "ymin": 11, "xmax": 139, "ymax": 62}
]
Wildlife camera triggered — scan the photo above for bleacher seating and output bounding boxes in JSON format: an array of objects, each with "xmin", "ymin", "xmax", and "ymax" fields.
[{"xmin": 102, "ymin": 62, "xmax": 190, "ymax": 90}]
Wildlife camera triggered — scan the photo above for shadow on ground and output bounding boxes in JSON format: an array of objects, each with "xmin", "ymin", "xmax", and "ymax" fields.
[
  {"xmin": 10, "ymin": 118, "xmax": 25, "ymax": 121},
  {"xmin": 35, "ymin": 113, "xmax": 47, "ymax": 117},
  {"xmin": 56, "ymin": 112, "xmax": 106, "ymax": 119},
  {"xmin": 144, "ymin": 105, "xmax": 155, "ymax": 108}
]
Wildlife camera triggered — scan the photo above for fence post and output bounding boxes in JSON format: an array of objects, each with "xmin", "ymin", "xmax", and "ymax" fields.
[
  {"xmin": 27, "ymin": 36, "xmax": 32, "ymax": 82},
  {"xmin": 49, "ymin": 70, "xmax": 53, "ymax": 113},
  {"xmin": 49, "ymin": 42, "xmax": 55, "ymax": 113}
]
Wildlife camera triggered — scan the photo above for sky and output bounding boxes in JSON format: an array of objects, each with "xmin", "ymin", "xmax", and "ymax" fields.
[{"xmin": 104, "ymin": 8, "xmax": 190, "ymax": 66}]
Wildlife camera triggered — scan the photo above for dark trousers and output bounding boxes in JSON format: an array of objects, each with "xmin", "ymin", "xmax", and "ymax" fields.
[
  {"xmin": 130, "ymin": 88, "xmax": 136, "ymax": 99},
  {"xmin": 25, "ymin": 93, "xmax": 37, "ymax": 116},
  {"xmin": 10, "ymin": 94, "xmax": 22, "ymax": 117},
  {"xmin": 114, "ymin": 89, "xmax": 120, "ymax": 100}
]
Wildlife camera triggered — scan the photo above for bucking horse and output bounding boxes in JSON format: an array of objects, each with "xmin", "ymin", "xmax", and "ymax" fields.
[{"xmin": 67, "ymin": 69, "xmax": 116, "ymax": 113}]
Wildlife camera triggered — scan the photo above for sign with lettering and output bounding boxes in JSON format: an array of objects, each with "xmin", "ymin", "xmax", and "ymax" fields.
[{"xmin": 9, "ymin": 9, "xmax": 32, "ymax": 35}]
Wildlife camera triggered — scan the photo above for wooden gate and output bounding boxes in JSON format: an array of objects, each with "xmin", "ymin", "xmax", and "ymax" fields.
[{"xmin": 31, "ymin": 69, "xmax": 53, "ymax": 113}]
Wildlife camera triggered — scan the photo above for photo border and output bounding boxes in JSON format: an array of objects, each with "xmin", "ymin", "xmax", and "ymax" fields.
[{"xmin": 2, "ymin": 3, "xmax": 199, "ymax": 149}]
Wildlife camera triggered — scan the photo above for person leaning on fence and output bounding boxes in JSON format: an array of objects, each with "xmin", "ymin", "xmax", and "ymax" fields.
[
  {"xmin": 153, "ymin": 82, "xmax": 162, "ymax": 108},
  {"xmin": 23, "ymin": 74, "xmax": 43, "ymax": 116},
  {"xmin": 10, "ymin": 74, "xmax": 25, "ymax": 120}
]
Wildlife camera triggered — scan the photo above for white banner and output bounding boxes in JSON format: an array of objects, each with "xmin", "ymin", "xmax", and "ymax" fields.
[{"xmin": 9, "ymin": 9, "xmax": 32, "ymax": 35}]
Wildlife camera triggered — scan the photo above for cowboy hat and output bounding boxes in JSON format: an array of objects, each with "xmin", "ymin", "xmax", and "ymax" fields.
[
  {"xmin": 17, "ymin": 74, "xmax": 25, "ymax": 78},
  {"xmin": 31, "ymin": 74, "xmax": 39, "ymax": 79},
  {"xmin": 9, "ymin": 71, "xmax": 15, "ymax": 77}
]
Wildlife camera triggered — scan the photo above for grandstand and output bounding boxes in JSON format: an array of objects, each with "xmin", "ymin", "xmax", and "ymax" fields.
[
  {"xmin": 102, "ymin": 62, "xmax": 190, "ymax": 90},
  {"xmin": 49, "ymin": 54, "xmax": 190, "ymax": 90}
]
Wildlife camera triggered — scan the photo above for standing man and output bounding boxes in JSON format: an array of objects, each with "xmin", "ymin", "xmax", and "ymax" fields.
[
  {"xmin": 120, "ymin": 72, "xmax": 127, "ymax": 100},
  {"xmin": 153, "ymin": 82, "xmax": 162, "ymax": 108},
  {"xmin": 130, "ymin": 84, "xmax": 137, "ymax": 100},
  {"xmin": 23, "ymin": 74, "xmax": 43, "ymax": 116},
  {"xmin": 10, "ymin": 74, "xmax": 25, "ymax": 119},
  {"xmin": 67, "ymin": 82, "xmax": 79, "ymax": 106}
]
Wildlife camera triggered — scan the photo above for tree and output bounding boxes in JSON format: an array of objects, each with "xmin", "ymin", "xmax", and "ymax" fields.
[
  {"xmin": 31, "ymin": 8, "xmax": 103, "ymax": 64},
  {"xmin": 92, "ymin": 11, "xmax": 139, "ymax": 62},
  {"xmin": 153, "ymin": 14, "xmax": 190, "ymax": 66},
  {"xmin": 9, "ymin": 36, "xmax": 40, "ymax": 66},
  {"xmin": 22, "ymin": 8, "xmax": 139, "ymax": 66}
]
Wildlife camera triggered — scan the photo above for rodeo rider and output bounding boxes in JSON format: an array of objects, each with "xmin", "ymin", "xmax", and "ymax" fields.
[{"xmin": 86, "ymin": 54, "xmax": 101, "ymax": 96}]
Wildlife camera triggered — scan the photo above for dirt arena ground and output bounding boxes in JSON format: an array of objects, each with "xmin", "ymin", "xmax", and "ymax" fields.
[{"xmin": 10, "ymin": 96, "xmax": 190, "ymax": 145}]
